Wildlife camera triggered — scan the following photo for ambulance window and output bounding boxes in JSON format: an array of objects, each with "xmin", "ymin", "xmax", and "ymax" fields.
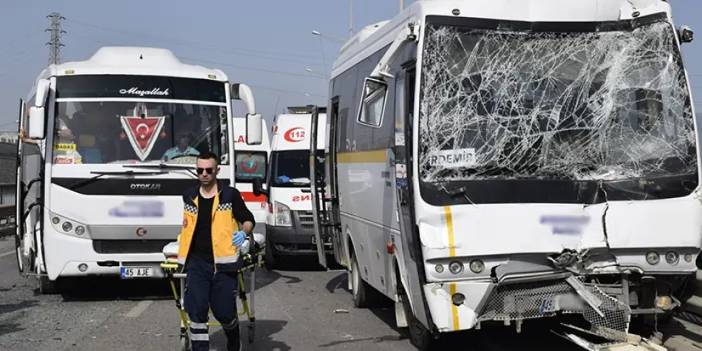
[{"xmin": 358, "ymin": 78, "xmax": 387, "ymax": 127}]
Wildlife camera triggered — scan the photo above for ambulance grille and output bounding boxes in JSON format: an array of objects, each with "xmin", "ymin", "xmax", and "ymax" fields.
[{"xmin": 297, "ymin": 211, "xmax": 315, "ymax": 228}]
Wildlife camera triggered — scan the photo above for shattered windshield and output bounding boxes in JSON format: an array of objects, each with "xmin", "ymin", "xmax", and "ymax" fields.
[{"xmin": 419, "ymin": 15, "xmax": 696, "ymax": 184}]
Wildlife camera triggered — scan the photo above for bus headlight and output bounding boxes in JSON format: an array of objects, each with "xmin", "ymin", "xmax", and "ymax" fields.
[
  {"xmin": 448, "ymin": 261, "xmax": 464, "ymax": 274},
  {"xmin": 469, "ymin": 259, "xmax": 485, "ymax": 274},
  {"xmin": 434, "ymin": 264, "xmax": 444, "ymax": 273},
  {"xmin": 49, "ymin": 212, "xmax": 90, "ymax": 239},
  {"xmin": 645, "ymin": 252, "xmax": 660, "ymax": 265},
  {"xmin": 665, "ymin": 251, "xmax": 679, "ymax": 265},
  {"xmin": 273, "ymin": 201, "xmax": 292, "ymax": 227}
]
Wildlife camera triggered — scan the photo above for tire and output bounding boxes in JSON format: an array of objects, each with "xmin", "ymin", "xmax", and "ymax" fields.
[
  {"xmin": 264, "ymin": 238, "xmax": 277, "ymax": 270},
  {"xmin": 399, "ymin": 284, "xmax": 435, "ymax": 351},
  {"xmin": 180, "ymin": 334, "xmax": 191, "ymax": 351},
  {"xmin": 350, "ymin": 252, "xmax": 383, "ymax": 308},
  {"xmin": 38, "ymin": 276, "xmax": 58, "ymax": 294},
  {"xmin": 14, "ymin": 238, "xmax": 24, "ymax": 274}
]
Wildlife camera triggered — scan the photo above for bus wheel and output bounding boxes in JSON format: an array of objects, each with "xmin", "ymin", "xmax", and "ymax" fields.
[
  {"xmin": 399, "ymin": 283, "xmax": 435, "ymax": 350},
  {"xmin": 38, "ymin": 276, "xmax": 58, "ymax": 294},
  {"xmin": 350, "ymin": 252, "xmax": 383, "ymax": 308}
]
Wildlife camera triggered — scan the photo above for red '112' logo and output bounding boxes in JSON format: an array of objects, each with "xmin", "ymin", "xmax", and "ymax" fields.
[{"xmin": 284, "ymin": 127, "xmax": 305, "ymax": 142}]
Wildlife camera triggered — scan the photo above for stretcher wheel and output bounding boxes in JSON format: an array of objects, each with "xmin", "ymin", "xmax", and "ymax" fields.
[
  {"xmin": 180, "ymin": 334, "xmax": 191, "ymax": 351},
  {"xmin": 248, "ymin": 324, "xmax": 255, "ymax": 343}
]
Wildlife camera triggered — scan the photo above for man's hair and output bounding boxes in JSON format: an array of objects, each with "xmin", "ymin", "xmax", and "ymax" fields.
[{"xmin": 197, "ymin": 151, "xmax": 219, "ymax": 164}]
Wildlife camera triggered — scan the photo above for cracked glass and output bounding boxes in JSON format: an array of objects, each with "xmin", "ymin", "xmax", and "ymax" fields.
[{"xmin": 419, "ymin": 17, "xmax": 696, "ymax": 184}]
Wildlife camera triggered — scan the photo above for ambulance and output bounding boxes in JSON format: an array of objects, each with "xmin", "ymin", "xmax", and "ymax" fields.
[{"xmin": 254, "ymin": 107, "xmax": 328, "ymax": 267}]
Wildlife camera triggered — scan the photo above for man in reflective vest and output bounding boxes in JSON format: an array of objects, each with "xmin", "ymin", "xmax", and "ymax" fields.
[{"xmin": 177, "ymin": 152, "xmax": 254, "ymax": 351}]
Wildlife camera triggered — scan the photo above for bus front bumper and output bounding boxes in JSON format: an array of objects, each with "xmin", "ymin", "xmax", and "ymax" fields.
[{"xmin": 44, "ymin": 229, "xmax": 171, "ymax": 280}]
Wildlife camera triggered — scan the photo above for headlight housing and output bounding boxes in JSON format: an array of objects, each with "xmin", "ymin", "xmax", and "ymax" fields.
[
  {"xmin": 273, "ymin": 201, "xmax": 292, "ymax": 227},
  {"xmin": 49, "ymin": 212, "xmax": 90, "ymax": 239}
]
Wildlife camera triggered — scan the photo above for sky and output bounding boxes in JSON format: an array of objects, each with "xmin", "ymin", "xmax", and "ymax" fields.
[{"xmin": 0, "ymin": 0, "xmax": 700, "ymax": 132}]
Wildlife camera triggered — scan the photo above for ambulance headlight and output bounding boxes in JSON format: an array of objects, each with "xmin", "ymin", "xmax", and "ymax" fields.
[
  {"xmin": 62, "ymin": 221, "xmax": 73, "ymax": 232},
  {"xmin": 274, "ymin": 201, "xmax": 292, "ymax": 227},
  {"xmin": 75, "ymin": 226, "xmax": 86, "ymax": 236},
  {"xmin": 52, "ymin": 216, "xmax": 60, "ymax": 225}
]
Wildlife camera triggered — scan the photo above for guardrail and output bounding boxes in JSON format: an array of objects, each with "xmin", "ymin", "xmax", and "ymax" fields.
[{"xmin": 0, "ymin": 204, "xmax": 15, "ymax": 237}]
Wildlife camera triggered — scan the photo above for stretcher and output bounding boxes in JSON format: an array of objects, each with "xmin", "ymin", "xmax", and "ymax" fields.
[{"xmin": 160, "ymin": 234, "xmax": 266, "ymax": 351}]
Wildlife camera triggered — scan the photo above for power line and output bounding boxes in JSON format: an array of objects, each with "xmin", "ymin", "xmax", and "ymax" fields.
[
  {"xmin": 64, "ymin": 18, "xmax": 326, "ymax": 67},
  {"xmin": 180, "ymin": 56, "xmax": 327, "ymax": 80},
  {"xmin": 46, "ymin": 12, "xmax": 66, "ymax": 64}
]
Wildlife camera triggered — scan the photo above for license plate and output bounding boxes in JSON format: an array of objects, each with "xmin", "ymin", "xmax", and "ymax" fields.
[{"xmin": 120, "ymin": 266, "xmax": 154, "ymax": 279}]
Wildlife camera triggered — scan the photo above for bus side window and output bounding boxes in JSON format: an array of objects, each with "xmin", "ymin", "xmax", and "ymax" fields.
[{"xmin": 357, "ymin": 78, "xmax": 388, "ymax": 128}]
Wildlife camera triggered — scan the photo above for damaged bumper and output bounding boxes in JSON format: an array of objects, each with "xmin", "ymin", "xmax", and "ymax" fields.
[{"xmin": 423, "ymin": 267, "xmax": 692, "ymax": 341}]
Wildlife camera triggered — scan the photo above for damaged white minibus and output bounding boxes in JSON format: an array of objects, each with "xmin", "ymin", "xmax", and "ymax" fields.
[{"xmin": 309, "ymin": 0, "xmax": 699, "ymax": 349}]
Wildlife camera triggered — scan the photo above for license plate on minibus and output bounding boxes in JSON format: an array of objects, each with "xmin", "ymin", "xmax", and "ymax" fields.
[{"xmin": 120, "ymin": 266, "xmax": 154, "ymax": 279}]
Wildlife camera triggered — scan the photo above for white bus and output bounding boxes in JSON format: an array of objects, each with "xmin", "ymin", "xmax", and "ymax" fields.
[
  {"xmin": 254, "ymin": 107, "xmax": 329, "ymax": 267},
  {"xmin": 15, "ymin": 47, "xmax": 262, "ymax": 292},
  {"xmin": 310, "ymin": 0, "xmax": 699, "ymax": 348}
]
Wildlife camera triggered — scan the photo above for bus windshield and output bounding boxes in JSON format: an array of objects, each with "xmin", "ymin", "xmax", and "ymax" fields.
[
  {"xmin": 418, "ymin": 14, "xmax": 696, "ymax": 184},
  {"xmin": 52, "ymin": 101, "xmax": 228, "ymax": 165}
]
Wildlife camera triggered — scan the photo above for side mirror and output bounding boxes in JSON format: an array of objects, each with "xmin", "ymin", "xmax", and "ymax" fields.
[
  {"xmin": 246, "ymin": 113, "xmax": 263, "ymax": 145},
  {"xmin": 28, "ymin": 106, "xmax": 46, "ymax": 139},
  {"xmin": 252, "ymin": 178, "xmax": 268, "ymax": 197},
  {"xmin": 679, "ymin": 25, "xmax": 694, "ymax": 43},
  {"xmin": 35, "ymin": 79, "xmax": 51, "ymax": 108}
]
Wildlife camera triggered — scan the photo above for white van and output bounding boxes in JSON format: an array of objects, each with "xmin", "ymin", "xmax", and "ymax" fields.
[
  {"xmin": 232, "ymin": 117, "xmax": 270, "ymax": 237},
  {"xmin": 255, "ymin": 107, "xmax": 328, "ymax": 267}
]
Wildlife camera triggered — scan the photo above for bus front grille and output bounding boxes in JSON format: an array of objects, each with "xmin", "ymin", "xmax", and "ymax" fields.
[{"xmin": 477, "ymin": 278, "xmax": 630, "ymax": 341}]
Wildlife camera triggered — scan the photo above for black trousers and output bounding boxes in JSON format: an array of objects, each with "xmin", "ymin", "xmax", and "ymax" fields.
[{"xmin": 184, "ymin": 255, "xmax": 239, "ymax": 351}]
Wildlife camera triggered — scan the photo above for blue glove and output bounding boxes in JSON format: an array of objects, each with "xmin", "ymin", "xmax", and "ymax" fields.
[{"xmin": 232, "ymin": 231, "xmax": 247, "ymax": 247}]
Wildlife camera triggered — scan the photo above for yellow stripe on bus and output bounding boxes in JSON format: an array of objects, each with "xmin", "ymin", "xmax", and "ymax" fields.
[
  {"xmin": 450, "ymin": 282, "xmax": 460, "ymax": 331},
  {"xmin": 444, "ymin": 206, "xmax": 456, "ymax": 258},
  {"xmin": 337, "ymin": 150, "xmax": 387, "ymax": 164}
]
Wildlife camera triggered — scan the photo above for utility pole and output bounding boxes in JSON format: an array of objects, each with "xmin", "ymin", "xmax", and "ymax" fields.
[{"xmin": 46, "ymin": 12, "xmax": 66, "ymax": 65}]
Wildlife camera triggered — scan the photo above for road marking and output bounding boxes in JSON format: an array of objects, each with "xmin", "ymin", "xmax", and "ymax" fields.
[
  {"xmin": 0, "ymin": 250, "xmax": 15, "ymax": 258},
  {"xmin": 125, "ymin": 300, "xmax": 153, "ymax": 318}
]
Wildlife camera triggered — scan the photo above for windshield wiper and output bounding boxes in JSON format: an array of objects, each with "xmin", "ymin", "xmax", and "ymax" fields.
[
  {"xmin": 68, "ymin": 170, "xmax": 167, "ymax": 190},
  {"xmin": 437, "ymin": 183, "xmax": 476, "ymax": 205},
  {"xmin": 123, "ymin": 163, "xmax": 197, "ymax": 177}
]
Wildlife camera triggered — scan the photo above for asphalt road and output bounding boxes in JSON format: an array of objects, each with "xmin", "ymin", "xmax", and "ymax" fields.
[{"xmin": 0, "ymin": 236, "xmax": 701, "ymax": 351}]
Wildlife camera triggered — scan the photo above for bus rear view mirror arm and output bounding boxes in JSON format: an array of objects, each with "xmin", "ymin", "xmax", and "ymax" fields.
[{"xmin": 370, "ymin": 22, "xmax": 419, "ymax": 80}]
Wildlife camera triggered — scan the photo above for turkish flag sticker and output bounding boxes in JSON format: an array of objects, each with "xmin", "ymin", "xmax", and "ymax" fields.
[{"xmin": 120, "ymin": 115, "xmax": 165, "ymax": 161}]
